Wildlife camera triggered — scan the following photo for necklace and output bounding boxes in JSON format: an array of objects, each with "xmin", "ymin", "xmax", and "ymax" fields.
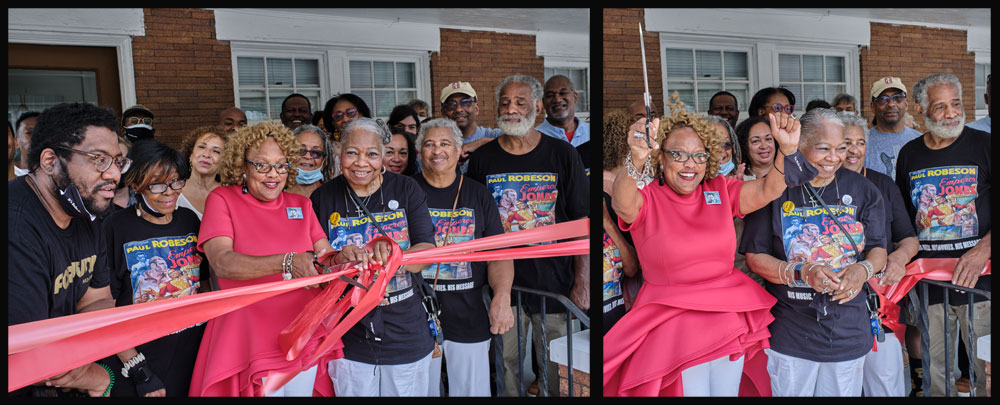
[
  {"xmin": 800, "ymin": 175, "xmax": 841, "ymax": 208},
  {"xmin": 344, "ymin": 180, "xmax": 384, "ymax": 217}
]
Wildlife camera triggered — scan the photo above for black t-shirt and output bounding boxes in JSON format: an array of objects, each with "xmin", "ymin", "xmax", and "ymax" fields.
[
  {"xmin": 864, "ymin": 168, "xmax": 917, "ymax": 254},
  {"xmin": 466, "ymin": 134, "xmax": 590, "ymax": 314},
  {"xmin": 8, "ymin": 176, "xmax": 111, "ymax": 326},
  {"xmin": 739, "ymin": 168, "xmax": 887, "ymax": 362},
  {"xmin": 576, "ymin": 141, "xmax": 591, "ymax": 178},
  {"xmin": 602, "ymin": 191, "xmax": 628, "ymax": 334},
  {"xmin": 101, "ymin": 206, "xmax": 206, "ymax": 396},
  {"xmin": 413, "ymin": 174, "xmax": 505, "ymax": 343},
  {"xmin": 894, "ymin": 127, "xmax": 991, "ymax": 305},
  {"xmin": 311, "ymin": 171, "xmax": 435, "ymax": 364}
]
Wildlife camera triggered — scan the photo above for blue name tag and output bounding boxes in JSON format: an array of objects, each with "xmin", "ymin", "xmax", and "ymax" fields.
[
  {"xmin": 704, "ymin": 191, "xmax": 721, "ymax": 205},
  {"xmin": 287, "ymin": 207, "xmax": 303, "ymax": 219}
]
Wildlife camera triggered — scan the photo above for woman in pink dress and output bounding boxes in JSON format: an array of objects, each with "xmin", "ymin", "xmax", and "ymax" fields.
[
  {"xmin": 189, "ymin": 122, "xmax": 381, "ymax": 397},
  {"xmin": 604, "ymin": 94, "xmax": 811, "ymax": 396}
]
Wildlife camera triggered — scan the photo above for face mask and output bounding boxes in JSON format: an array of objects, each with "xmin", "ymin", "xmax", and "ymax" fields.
[
  {"xmin": 717, "ymin": 158, "xmax": 736, "ymax": 176},
  {"xmin": 137, "ymin": 193, "xmax": 166, "ymax": 218},
  {"xmin": 124, "ymin": 124, "xmax": 154, "ymax": 143},
  {"xmin": 296, "ymin": 166, "xmax": 324, "ymax": 185},
  {"xmin": 56, "ymin": 181, "xmax": 97, "ymax": 221}
]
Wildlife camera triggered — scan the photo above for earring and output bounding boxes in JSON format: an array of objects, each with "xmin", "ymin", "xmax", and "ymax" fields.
[
  {"xmin": 380, "ymin": 166, "xmax": 387, "ymax": 175},
  {"xmin": 242, "ymin": 174, "xmax": 248, "ymax": 194}
]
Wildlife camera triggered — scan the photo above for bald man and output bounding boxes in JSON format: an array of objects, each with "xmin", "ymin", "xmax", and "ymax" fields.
[
  {"xmin": 218, "ymin": 107, "xmax": 248, "ymax": 132},
  {"xmin": 628, "ymin": 98, "xmax": 658, "ymax": 121}
]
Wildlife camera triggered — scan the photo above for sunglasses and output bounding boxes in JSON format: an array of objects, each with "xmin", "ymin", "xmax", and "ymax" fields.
[
  {"xmin": 300, "ymin": 149, "xmax": 327, "ymax": 159},
  {"xmin": 332, "ymin": 108, "xmax": 359, "ymax": 122},
  {"xmin": 771, "ymin": 103, "xmax": 795, "ymax": 114},
  {"xmin": 873, "ymin": 93, "xmax": 907, "ymax": 107},
  {"xmin": 442, "ymin": 98, "xmax": 476, "ymax": 112}
]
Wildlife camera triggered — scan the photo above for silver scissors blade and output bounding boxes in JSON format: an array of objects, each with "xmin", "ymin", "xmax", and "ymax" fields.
[{"xmin": 639, "ymin": 23, "xmax": 652, "ymax": 148}]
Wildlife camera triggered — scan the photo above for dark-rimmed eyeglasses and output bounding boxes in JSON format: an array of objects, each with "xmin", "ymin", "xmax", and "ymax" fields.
[
  {"xmin": 148, "ymin": 178, "xmax": 186, "ymax": 194},
  {"xmin": 332, "ymin": 108, "xmax": 359, "ymax": 122},
  {"xmin": 664, "ymin": 149, "xmax": 710, "ymax": 164},
  {"xmin": 54, "ymin": 145, "xmax": 132, "ymax": 173},
  {"xmin": 245, "ymin": 159, "xmax": 291, "ymax": 174},
  {"xmin": 124, "ymin": 116, "xmax": 154, "ymax": 126},
  {"xmin": 442, "ymin": 98, "xmax": 476, "ymax": 113},
  {"xmin": 873, "ymin": 93, "xmax": 907, "ymax": 107},
  {"xmin": 299, "ymin": 149, "xmax": 328, "ymax": 159},
  {"xmin": 771, "ymin": 103, "xmax": 795, "ymax": 114}
]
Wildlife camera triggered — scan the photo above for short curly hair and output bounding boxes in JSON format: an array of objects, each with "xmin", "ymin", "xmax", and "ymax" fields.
[
  {"xmin": 652, "ymin": 93, "xmax": 723, "ymax": 182},
  {"xmin": 29, "ymin": 103, "xmax": 118, "ymax": 171},
  {"xmin": 602, "ymin": 109, "xmax": 631, "ymax": 171},
  {"xmin": 179, "ymin": 125, "xmax": 227, "ymax": 165},
  {"xmin": 217, "ymin": 122, "xmax": 301, "ymax": 190}
]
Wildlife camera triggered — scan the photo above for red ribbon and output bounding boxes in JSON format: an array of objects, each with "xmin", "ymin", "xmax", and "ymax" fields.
[{"xmin": 8, "ymin": 218, "xmax": 589, "ymax": 393}]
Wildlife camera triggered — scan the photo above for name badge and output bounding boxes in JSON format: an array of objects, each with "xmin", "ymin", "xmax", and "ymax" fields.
[
  {"xmin": 287, "ymin": 207, "xmax": 303, "ymax": 220},
  {"xmin": 704, "ymin": 191, "xmax": 721, "ymax": 205}
]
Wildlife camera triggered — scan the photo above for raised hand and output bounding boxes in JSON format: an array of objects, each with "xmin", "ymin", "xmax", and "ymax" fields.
[
  {"xmin": 768, "ymin": 112, "xmax": 801, "ymax": 155},
  {"xmin": 626, "ymin": 117, "xmax": 661, "ymax": 163}
]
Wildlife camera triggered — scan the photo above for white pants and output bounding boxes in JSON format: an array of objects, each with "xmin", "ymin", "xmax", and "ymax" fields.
[
  {"xmin": 329, "ymin": 353, "xmax": 433, "ymax": 396},
  {"xmin": 680, "ymin": 355, "xmax": 744, "ymax": 396},
  {"xmin": 862, "ymin": 332, "xmax": 906, "ymax": 396},
  {"xmin": 261, "ymin": 365, "xmax": 318, "ymax": 397},
  {"xmin": 766, "ymin": 349, "xmax": 865, "ymax": 396},
  {"xmin": 439, "ymin": 339, "xmax": 492, "ymax": 396}
]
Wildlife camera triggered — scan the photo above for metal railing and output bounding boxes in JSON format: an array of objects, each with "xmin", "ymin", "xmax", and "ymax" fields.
[
  {"xmin": 485, "ymin": 285, "xmax": 590, "ymax": 397},
  {"xmin": 906, "ymin": 279, "xmax": 991, "ymax": 397}
]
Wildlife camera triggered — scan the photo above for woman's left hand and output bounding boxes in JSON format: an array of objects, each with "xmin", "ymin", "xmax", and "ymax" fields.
[
  {"xmin": 370, "ymin": 240, "xmax": 391, "ymax": 266},
  {"xmin": 833, "ymin": 264, "xmax": 868, "ymax": 304},
  {"xmin": 768, "ymin": 112, "xmax": 801, "ymax": 155}
]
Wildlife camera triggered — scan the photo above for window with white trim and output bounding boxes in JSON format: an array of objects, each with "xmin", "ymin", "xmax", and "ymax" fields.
[
  {"xmin": 348, "ymin": 60, "xmax": 418, "ymax": 118},
  {"xmin": 974, "ymin": 62, "xmax": 990, "ymax": 117},
  {"xmin": 663, "ymin": 47, "xmax": 752, "ymax": 113},
  {"xmin": 235, "ymin": 56, "xmax": 323, "ymax": 121},
  {"xmin": 544, "ymin": 67, "xmax": 590, "ymax": 117},
  {"xmin": 777, "ymin": 53, "xmax": 847, "ymax": 112}
]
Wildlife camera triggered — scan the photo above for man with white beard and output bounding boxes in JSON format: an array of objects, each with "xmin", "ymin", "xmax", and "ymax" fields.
[
  {"xmin": 535, "ymin": 75, "xmax": 590, "ymax": 147},
  {"xmin": 466, "ymin": 75, "xmax": 589, "ymax": 397},
  {"xmin": 895, "ymin": 73, "xmax": 991, "ymax": 397}
]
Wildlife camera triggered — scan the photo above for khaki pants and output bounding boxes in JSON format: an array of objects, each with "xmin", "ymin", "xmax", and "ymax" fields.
[
  {"xmin": 501, "ymin": 308, "xmax": 568, "ymax": 397},
  {"xmin": 927, "ymin": 301, "xmax": 990, "ymax": 397}
]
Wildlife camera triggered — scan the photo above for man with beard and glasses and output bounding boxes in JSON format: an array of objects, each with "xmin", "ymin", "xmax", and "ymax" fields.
[
  {"xmin": 895, "ymin": 73, "xmax": 991, "ymax": 397},
  {"xmin": 536, "ymin": 75, "xmax": 590, "ymax": 147},
  {"xmin": 8, "ymin": 102, "xmax": 130, "ymax": 397},
  {"xmin": 865, "ymin": 77, "xmax": 922, "ymax": 181},
  {"xmin": 466, "ymin": 75, "xmax": 589, "ymax": 397},
  {"xmin": 440, "ymin": 82, "xmax": 503, "ymax": 172}
]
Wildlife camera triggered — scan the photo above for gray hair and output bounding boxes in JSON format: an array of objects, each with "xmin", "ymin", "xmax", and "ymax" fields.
[
  {"xmin": 292, "ymin": 124, "xmax": 332, "ymax": 178},
  {"xmin": 837, "ymin": 111, "xmax": 868, "ymax": 140},
  {"xmin": 832, "ymin": 93, "xmax": 857, "ymax": 109},
  {"xmin": 416, "ymin": 118, "xmax": 463, "ymax": 152},
  {"xmin": 341, "ymin": 117, "xmax": 392, "ymax": 153},
  {"xmin": 496, "ymin": 75, "xmax": 544, "ymax": 105},
  {"xmin": 798, "ymin": 107, "xmax": 845, "ymax": 147},
  {"xmin": 913, "ymin": 73, "xmax": 963, "ymax": 111},
  {"xmin": 703, "ymin": 113, "xmax": 742, "ymax": 165}
]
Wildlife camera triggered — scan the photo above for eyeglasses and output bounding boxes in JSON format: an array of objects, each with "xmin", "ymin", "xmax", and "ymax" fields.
[
  {"xmin": 54, "ymin": 145, "xmax": 132, "ymax": 173},
  {"xmin": 245, "ymin": 158, "xmax": 291, "ymax": 174},
  {"xmin": 873, "ymin": 93, "xmax": 907, "ymax": 107},
  {"xmin": 442, "ymin": 98, "xmax": 476, "ymax": 112},
  {"xmin": 771, "ymin": 103, "xmax": 795, "ymax": 114},
  {"xmin": 664, "ymin": 149, "xmax": 710, "ymax": 164},
  {"xmin": 148, "ymin": 178, "xmax": 186, "ymax": 194},
  {"xmin": 124, "ymin": 116, "xmax": 154, "ymax": 126},
  {"xmin": 332, "ymin": 108, "xmax": 359, "ymax": 122},
  {"xmin": 300, "ymin": 149, "xmax": 328, "ymax": 159}
]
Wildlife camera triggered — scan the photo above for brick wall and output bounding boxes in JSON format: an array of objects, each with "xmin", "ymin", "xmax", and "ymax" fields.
[
  {"xmin": 132, "ymin": 8, "xmax": 234, "ymax": 148},
  {"xmin": 431, "ymin": 28, "xmax": 545, "ymax": 129},
  {"xmin": 603, "ymin": 8, "xmax": 662, "ymax": 115},
  {"xmin": 860, "ymin": 22, "xmax": 976, "ymax": 129}
]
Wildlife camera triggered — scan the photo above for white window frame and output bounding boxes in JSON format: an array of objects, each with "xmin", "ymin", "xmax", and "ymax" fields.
[
  {"xmin": 230, "ymin": 43, "xmax": 431, "ymax": 124},
  {"xmin": 773, "ymin": 49, "xmax": 851, "ymax": 114},
  {"xmin": 543, "ymin": 56, "xmax": 591, "ymax": 120},
  {"xmin": 973, "ymin": 54, "xmax": 990, "ymax": 120},
  {"xmin": 659, "ymin": 33, "xmax": 861, "ymax": 121},
  {"xmin": 342, "ymin": 50, "xmax": 431, "ymax": 119}
]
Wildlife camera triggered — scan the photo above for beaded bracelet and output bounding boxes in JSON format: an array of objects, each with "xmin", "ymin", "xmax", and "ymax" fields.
[{"xmin": 97, "ymin": 363, "xmax": 115, "ymax": 397}]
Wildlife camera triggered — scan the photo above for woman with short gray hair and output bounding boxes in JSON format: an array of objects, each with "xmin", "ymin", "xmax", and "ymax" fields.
[
  {"xmin": 288, "ymin": 124, "xmax": 333, "ymax": 198},
  {"xmin": 413, "ymin": 116, "xmax": 515, "ymax": 396}
]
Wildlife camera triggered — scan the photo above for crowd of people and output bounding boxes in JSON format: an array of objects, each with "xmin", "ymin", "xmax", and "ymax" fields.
[
  {"xmin": 8, "ymin": 74, "xmax": 590, "ymax": 397},
  {"xmin": 603, "ymin": 73, "xmax": 990, "ymax": 397}
]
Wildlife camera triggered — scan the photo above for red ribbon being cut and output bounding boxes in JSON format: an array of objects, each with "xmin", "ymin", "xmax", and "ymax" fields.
[{"xmin": 8, "ymin": 218, "xmax": 589, "ymax": 394}]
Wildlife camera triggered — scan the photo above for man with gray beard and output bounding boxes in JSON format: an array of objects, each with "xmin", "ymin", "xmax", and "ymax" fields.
[
  {"xmin": 466, "ymin": 75, "xmax": 589, "ymax": 397},
  {"xmin": 535, "ymin": 75, "xmax": 590, "ymax": 147},
  {"xmin": 895, "ymin": 73, "xmax": 991, "ymax": 397}
]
